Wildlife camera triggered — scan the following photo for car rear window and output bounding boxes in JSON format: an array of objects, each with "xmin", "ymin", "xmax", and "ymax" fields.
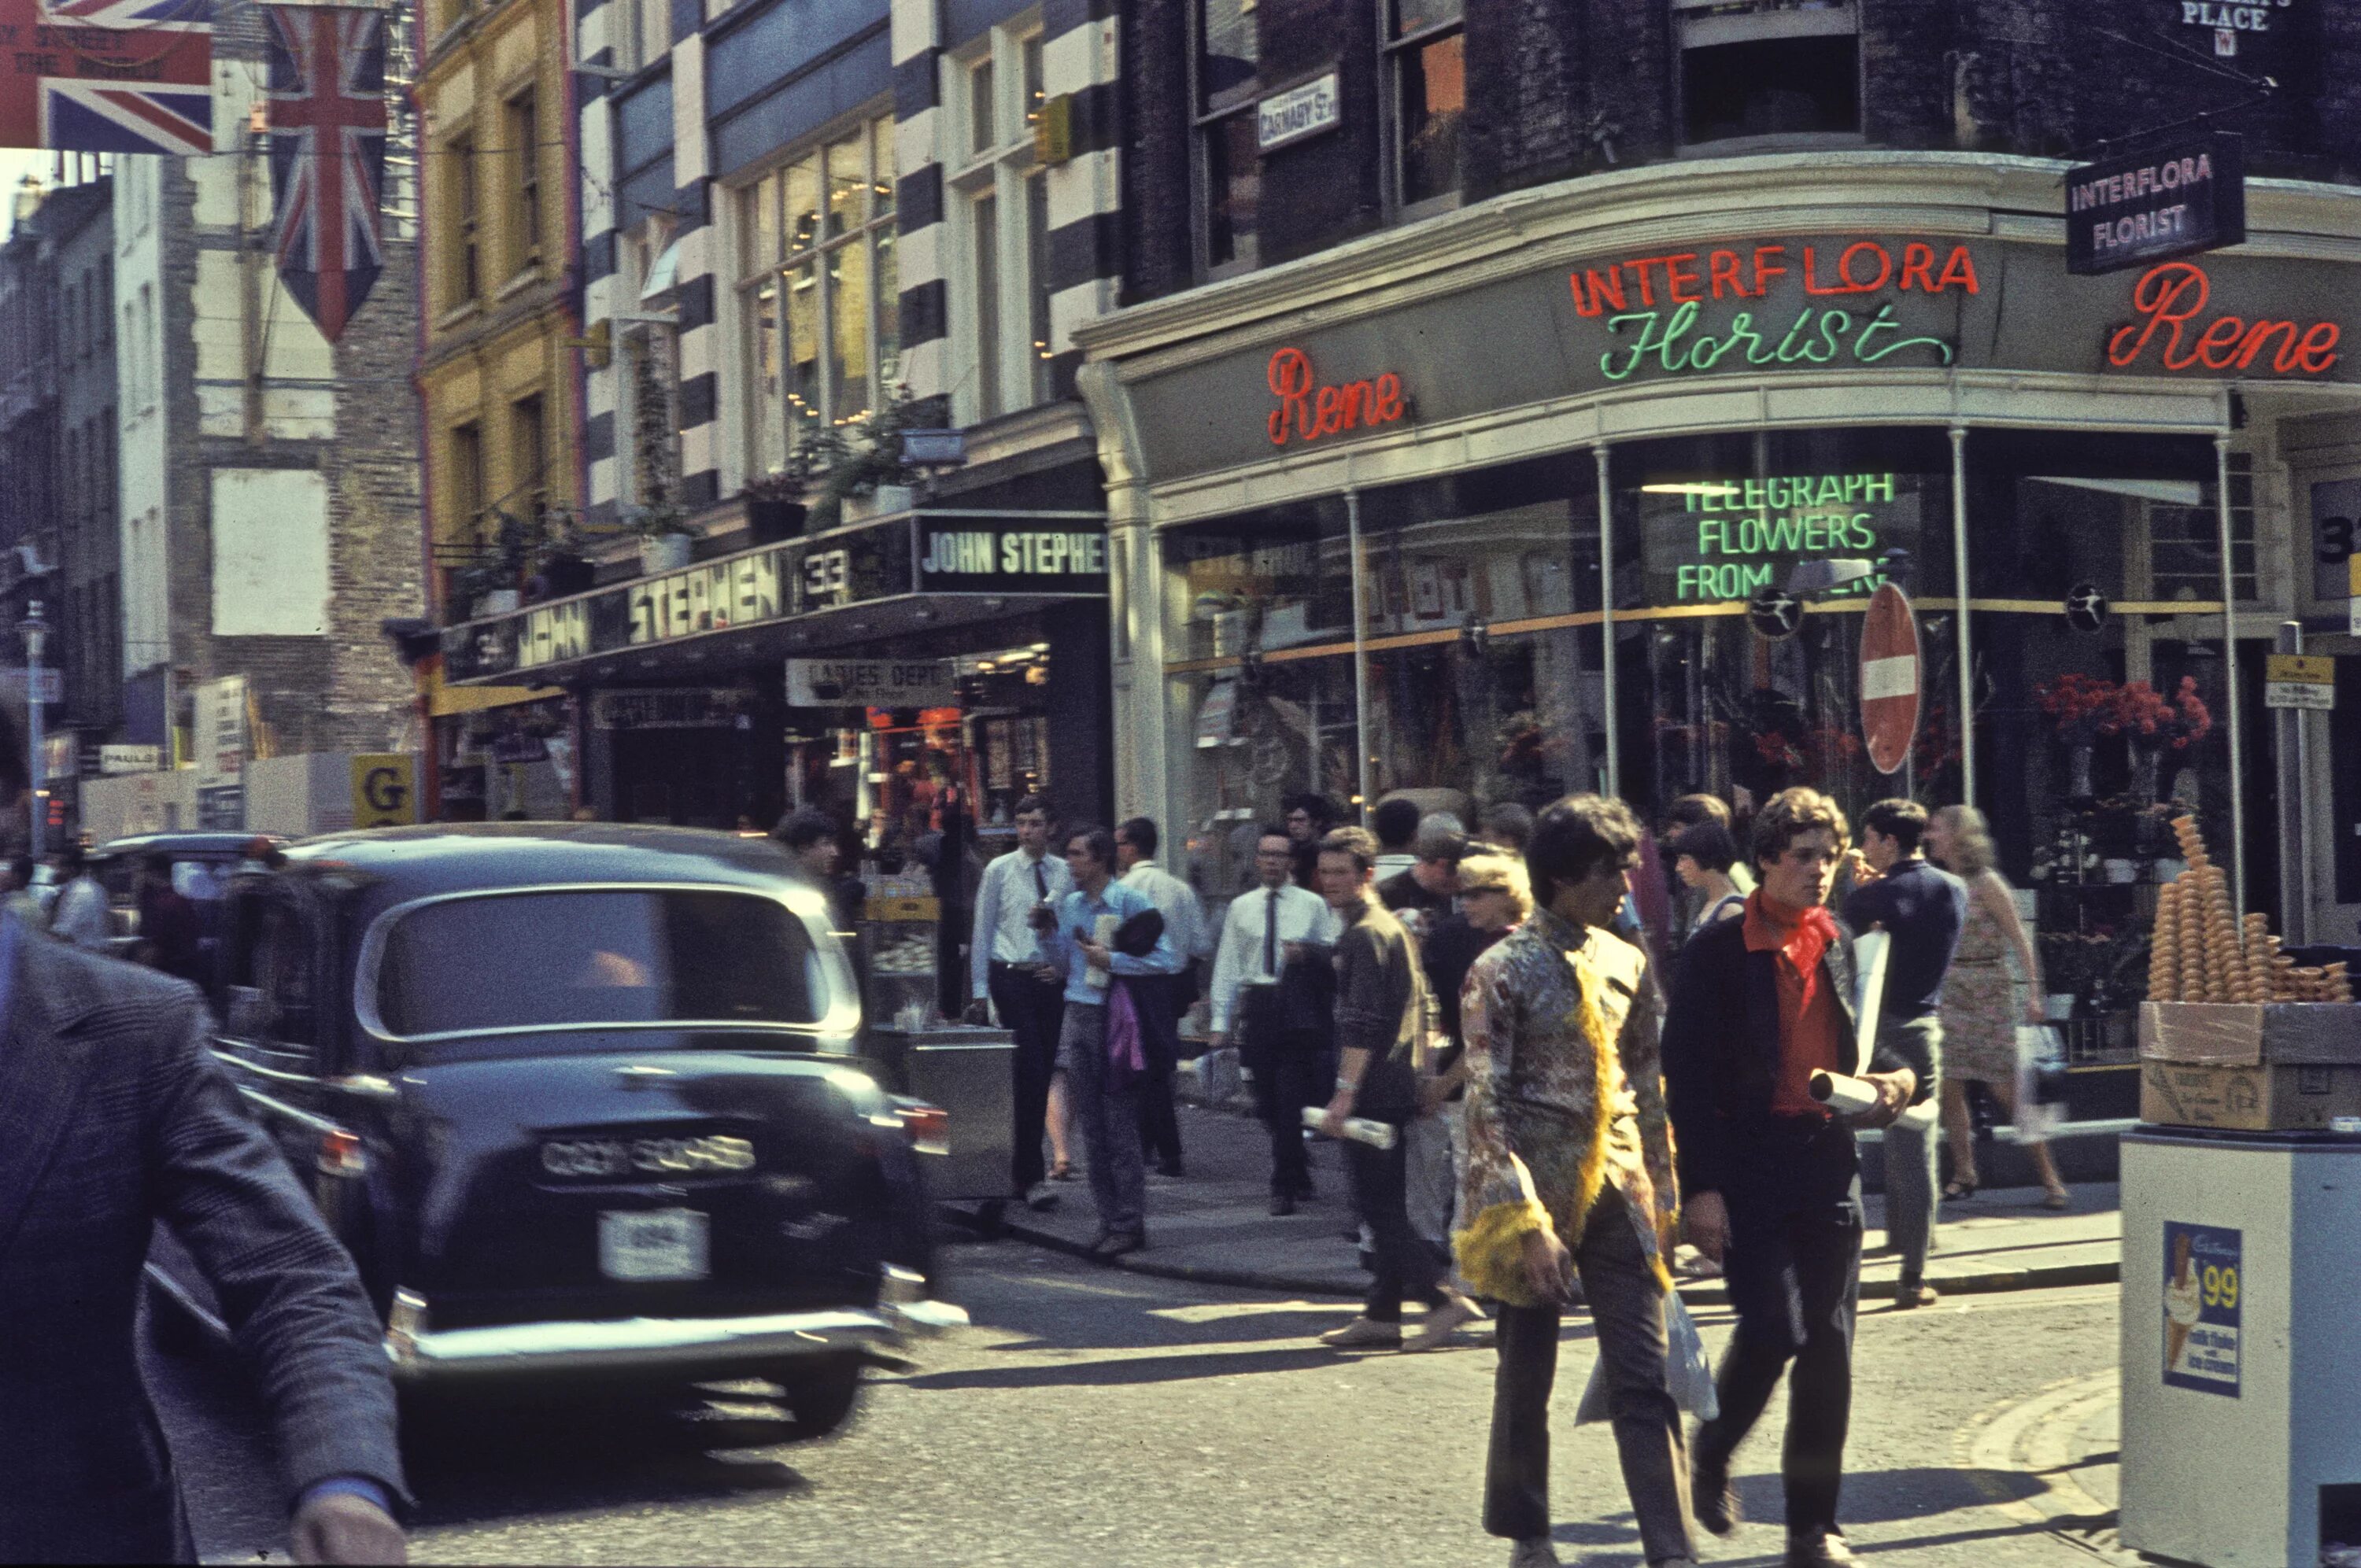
[{"xmin": 375, "ymin": 889, "xmax": 827, "ymax": 1037}]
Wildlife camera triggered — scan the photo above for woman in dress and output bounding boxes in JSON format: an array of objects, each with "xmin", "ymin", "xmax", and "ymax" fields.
[{"xmin": 1927, "ymin": 805, "xmax": 2070, "ymax": 1208}]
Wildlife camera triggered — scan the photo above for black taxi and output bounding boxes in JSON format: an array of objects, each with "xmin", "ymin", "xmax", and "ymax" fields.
[{"xmin": 149, "ymin": 823, "xmax": 961, "ymax": 1437}]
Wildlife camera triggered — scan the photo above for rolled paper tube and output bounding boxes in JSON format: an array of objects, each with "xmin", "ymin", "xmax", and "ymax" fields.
[{"xmin": 1809, "ymin": 1070, "xmax": 1883, "ymax": 1116}]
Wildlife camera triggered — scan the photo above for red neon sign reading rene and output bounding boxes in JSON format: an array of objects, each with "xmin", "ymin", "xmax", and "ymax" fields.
[
  {"xmin": 2106, "ymin": 261, "xmax": 2340, "ymax": 376},
  {"xmin": 1267, "ymin": 347, "xmax": 1407, "ymax": 447}
]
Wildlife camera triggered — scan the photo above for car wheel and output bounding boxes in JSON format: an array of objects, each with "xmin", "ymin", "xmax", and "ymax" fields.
[{"xmin": 776, "ymin": 1354, "xmax": 863, "ymax": 1440}]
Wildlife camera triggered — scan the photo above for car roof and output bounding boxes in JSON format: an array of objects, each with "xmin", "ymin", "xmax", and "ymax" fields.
[
  {"xmin": 94, "ymin": 832, "xmax": 279, "ymax": 858},
  {"xmin": 274, "ymin": 821, "xmax": 801, "ymax": 903}
]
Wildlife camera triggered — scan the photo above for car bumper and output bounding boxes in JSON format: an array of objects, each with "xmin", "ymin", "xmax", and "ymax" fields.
[{"xmin": 383, "ymin": 1270, "xmax": 967, "ymax": 1384}]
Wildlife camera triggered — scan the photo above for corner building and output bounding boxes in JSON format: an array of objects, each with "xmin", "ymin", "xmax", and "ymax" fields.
[{"xmin": 1081, "ymin": 0, "xmax": 2361, "ymax": 1100}]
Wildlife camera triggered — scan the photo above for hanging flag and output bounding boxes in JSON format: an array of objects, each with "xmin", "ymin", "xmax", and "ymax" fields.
[
  {"xmin": 0, "ymin": 0, "xmax": 214, "ymax": 155},
  {"xmin": 265, "ymin": 4, "xmax": 386, "ymax": 343}
]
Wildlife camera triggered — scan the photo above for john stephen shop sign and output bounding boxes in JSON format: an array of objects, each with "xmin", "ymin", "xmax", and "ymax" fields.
[{"xmin": 1122, "ymin": 233, "xmax": 2358, "ymax": 486}]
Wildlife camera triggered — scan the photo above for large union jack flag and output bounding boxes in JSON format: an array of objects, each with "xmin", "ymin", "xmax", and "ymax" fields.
[
  {"xmin": 0, "ymin": 0, "xmax": 213, "ymax": 156},
  {"xmin": 267, "ymin": 5, "xmax": 387, "ymax": 344}
]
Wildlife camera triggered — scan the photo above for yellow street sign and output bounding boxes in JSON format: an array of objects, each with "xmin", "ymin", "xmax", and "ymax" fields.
[
  {"xmin": 2265, "ymin": 654, "xmax": 2333, "ymax": 686},
  {"xmin": 351, "ymin": 754, "xmax": 418, "ymax": 828}
]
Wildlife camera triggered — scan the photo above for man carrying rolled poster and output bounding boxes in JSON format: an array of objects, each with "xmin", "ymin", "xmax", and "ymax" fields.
[{"xmin": 1663, "ymin": 788, "xmax": 1934, "ymax": 1568}]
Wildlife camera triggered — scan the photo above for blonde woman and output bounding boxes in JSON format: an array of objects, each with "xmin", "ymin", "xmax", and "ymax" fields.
[{"xmin": 1925, "ymin": 805, "xmax": 2069, "ymax": 1208}]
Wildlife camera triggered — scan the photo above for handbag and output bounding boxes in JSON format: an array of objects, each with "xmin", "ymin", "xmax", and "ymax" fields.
[
  {"xmin": 2015, "ymin": 1021, "xmax": 2070, "ymax": 1145},
  {"xmin": 1577, "ymin": 1291, "xmax": 1718, "ymax": 1423},
  {"xmin": 1105, "ymin": 980, "xmax": 1147, "ymax": 1092}
]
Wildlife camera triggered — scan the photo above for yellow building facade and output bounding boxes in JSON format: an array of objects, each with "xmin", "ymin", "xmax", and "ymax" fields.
[{"xmin": 416, "ymin": 0, "xmax": 581, "ymax": 618}]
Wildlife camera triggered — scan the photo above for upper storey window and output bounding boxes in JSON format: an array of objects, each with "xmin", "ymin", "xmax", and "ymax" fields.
[{"xmin": 1676, "ymin": 0, "xmax": 1860, "ymax": 148}]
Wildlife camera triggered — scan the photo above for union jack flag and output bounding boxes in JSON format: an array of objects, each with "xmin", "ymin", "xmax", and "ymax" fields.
[
  {"xmin": 267, "ymin": 5, "xmax": 387, "ymax": 343},
  {"xmin": 0, "ymin": 0, "xmax": 213, "ymax": 156}
]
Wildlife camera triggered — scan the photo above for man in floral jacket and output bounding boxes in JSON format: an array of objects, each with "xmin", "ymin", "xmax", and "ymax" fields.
[{"xmin": 1453, "ymin": 795, "xmax": 1694, "ymax": 1568}]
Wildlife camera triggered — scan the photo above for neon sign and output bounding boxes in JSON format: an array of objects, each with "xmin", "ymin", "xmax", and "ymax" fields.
[
  {"xmin": 2104, "ymin": 260, "xmax": 2339, "ymax": 375},
  {"xmin": 1265, "ymin": 346, "xmax": 1408, "ymax": 447},
  {"xmin": 1647, "ymin": 474, "xmax": 1909, "ymax": 603},
  {"xmin": 1569, "ymin": 242, "xmax": 1972, "ymax": 384}
]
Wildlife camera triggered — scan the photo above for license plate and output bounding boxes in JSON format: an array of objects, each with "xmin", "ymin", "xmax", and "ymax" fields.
[{"xmin": 599, "ymin": 1208, "xmax": 709, "ymax": 1282}]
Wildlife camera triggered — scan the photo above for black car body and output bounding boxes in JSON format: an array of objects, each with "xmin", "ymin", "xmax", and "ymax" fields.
[
  {"xmin": 152, "ymin": 824, "xmax": 959, "ymax": 1426},
  {"xmin": 90, "ymin": 831, "xmax": 283, "ymax": 968}
]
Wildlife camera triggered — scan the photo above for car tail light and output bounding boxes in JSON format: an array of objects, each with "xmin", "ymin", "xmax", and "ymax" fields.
[
  {"xmin": 318, "ymin": 1128, "xmax": 368, "ymax": 1178},
  {"xmin": 900, "ymin": 1103, "xmax": 949, "ymax": 1157}
]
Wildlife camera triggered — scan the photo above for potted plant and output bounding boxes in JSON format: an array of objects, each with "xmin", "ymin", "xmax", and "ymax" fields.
[
  {"xmin": 744, "ymin": 471, "xmax": 806, "ymax": 544},
  {"xmin": 626, "ymin": 502, "xmax": 694, "ymax": 574},
  {"xmin": 801, "ymin": 386, "xmax": 925, "ymax": 531},
  {"xmin": 531, "ymin": 510, "xmax": 597, "ymax": 598}
]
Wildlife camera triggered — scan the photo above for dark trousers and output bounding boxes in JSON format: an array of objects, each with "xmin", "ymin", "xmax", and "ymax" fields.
[
  {"xmin": 1130, "ymin": 973, "xmax": 1186, "ymax": 1170},
  {"xmin": 1343, "ymin": 1126, "xmax": 1446, "ymax": 1322},
  {"xmin": 1244, "ymin": 1025, "xmax": 1327, "ymax": 1196},
  {"xmin": 989, "ymin": 963, "xmax": 1067, "ymax": 1194},
  {"xmin": 1487, "ymin": 1190, "xmax": 1695, "ymax": 1564},
  {"xmin": 1060, "ymin": 1002, "xmax": 1146, "ymax": 1237},
  {"xmin": 1694, "ymin": 1123, "xmax": 1865, "ymax": 1540}
]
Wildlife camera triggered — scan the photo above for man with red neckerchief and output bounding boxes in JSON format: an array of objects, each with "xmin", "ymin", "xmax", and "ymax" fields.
[{"xmin": 1661, "ymin": 788, "xmax": 1932, "ymax": 1568}]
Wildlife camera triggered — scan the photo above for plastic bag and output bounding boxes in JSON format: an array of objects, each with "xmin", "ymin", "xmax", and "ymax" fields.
[
  {"xmin": 2015, "ymin": 1023, "xmax": 2067, "ymax": 1146},
  {"xmin": 1576, "ymin": 1291, "xmax": 1718, "ymax": 1424}
]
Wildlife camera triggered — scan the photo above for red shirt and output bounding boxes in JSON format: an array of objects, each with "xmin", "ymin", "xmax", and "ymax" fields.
[{"xmin": 1743, "ymin": 889, "xmax": 1844, "ymax": 1117}]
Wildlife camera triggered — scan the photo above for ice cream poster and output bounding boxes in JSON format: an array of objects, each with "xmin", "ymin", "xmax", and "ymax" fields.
[{"xmin": 2163, "ymin": 1222, "xmax": 2242, "ymax": 1396}]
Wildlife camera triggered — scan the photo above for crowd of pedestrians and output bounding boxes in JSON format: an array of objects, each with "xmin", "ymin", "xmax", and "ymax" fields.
[{"xmin": 963, "ymin": 777, "xmax": 2056, "ymax": 1568}]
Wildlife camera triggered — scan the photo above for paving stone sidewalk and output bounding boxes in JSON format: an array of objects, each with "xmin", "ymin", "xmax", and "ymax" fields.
[{"xmin": 965, "ymin": 1103, "xmax": 2125, "ymax": 1303}]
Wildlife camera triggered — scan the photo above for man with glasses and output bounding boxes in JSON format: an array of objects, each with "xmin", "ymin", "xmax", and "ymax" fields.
[
  {"xmin": 1208, "ymin": 827, "xmax": 1339, "ymax": 1212},
  {"xmin": 1454, "ymin": 798, "xmax": 1692, "ymax": 1568},
  {"xmin": 1282, "ymin": 793, "xmax": 1338, "ymax": 891},
  {"xmin": 1664, "ymin": 788, "xmax": 1929, "ymax": 1567},
  {"xmin": 966, "ymin": 793, "xmax": 1075, "ymax": 1209}
]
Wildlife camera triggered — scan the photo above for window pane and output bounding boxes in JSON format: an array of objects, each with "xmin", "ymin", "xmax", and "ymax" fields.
[
  {"xmin": 375, "ymin": 891, "xmax": 822, "ymax": 1037},
  {"xmin": 786, "ymin": 257, "xmax": 823, "ymax": 442},
  {"xmin": 785, "ymin": 157, "xmax": 821, "ymax": 253},
  {"xmin": 826, "ymin": 133, "xmax": 864, "ymax": 238},
  {"xmin": 829, "ymin": 234, "xmax": 871, "ymax": 427},
  {"xmin": 1396, "ymin": 30, "xmax": 1465, "ymax": 206},
  {"xmin": 873, "ymin": 225, "xmax": 900, "ymax": 385},
  {"xmin": 749, "ymin": 279, "xmax": 787, "ymax": 476},
  {"xmin": 1204, "ymin": 113, "xmax": 1258, "ymax": 269},
  {"xmin": 1026, "ymin": 172, "xmax": 1051, "ymax": 406},
  {"xmin": 870, "ymin": 116, "xmax": 896, "ymax": 216},
  {"xmin": 973, "ymin": 191, "xmax": 1001, "ymax": 419},
  {"xmin": 1022, "ymin": 35, "xmax": 1045, "ymax": 135},
  {"xmin": 1199, "ymin": 0, "xmax": 1257, "ymax": 108},
  {"xmin": 1392, "ymin": 0, "xmax": 1461, "ymax": 35},
  {"xmin": 970, "ymin": 57, "xmax": 997, "ymax": 157},
  {"xmin": 1682, "ymin": 35, "xmax": 1860, "ymax": 143},
  {"xmin": 742, "ymin": 175, "xmax": 780, "ymax": 275}
]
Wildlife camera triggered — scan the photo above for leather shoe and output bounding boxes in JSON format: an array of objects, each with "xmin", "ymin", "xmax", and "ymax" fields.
[
  {"xmin": 1692, "ymin": 1456, "xmax": 1741, "ymax": 1536},
  {"xmin": 1269, "ymin": 1192, "xmax": 1297, "ymax": 1216},
  {"xmin": 1506, "ymin": 1539, "xmax": 1560, "ymax": 1567},
  {"xmin": 1786, "ymin": 1529, "xmax": 1857, "ymax": 1566},
  {"xmin": 1894, "ymin": 1280, "xmax": 1938, "ymax": 1309},
  {"xmin": 1092, "ymin": 1230, "xmax": 1145, "ymax": 1261},
  {"xmin": 1318, "ymin": 1316, "xmax": 1402, "ymax": 1350}
]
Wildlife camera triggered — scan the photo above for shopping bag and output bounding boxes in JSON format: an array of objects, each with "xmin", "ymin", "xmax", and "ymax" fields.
[
  {"xmin": 1575, "ymin": 1291, "xmax": 1719, "ymax": 1425},
  {"xmin": 2014, "ymin": 1023, "xmax": 2068, "ymax": 1146},
  {"xmin": 1105, "ymin": 981, "xmax": 1146, "ymax": 1093}
]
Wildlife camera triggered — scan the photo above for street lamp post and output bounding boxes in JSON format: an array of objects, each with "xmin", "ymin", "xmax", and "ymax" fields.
[{"xmin": 19, "ymin": 600, "xmax": 46, "ymax": 859}]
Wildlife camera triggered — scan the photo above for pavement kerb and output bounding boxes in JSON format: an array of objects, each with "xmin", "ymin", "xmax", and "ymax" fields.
[{"xmin": 989, "ymin": 1214, "xmax": 2121, "ymax": 1303}]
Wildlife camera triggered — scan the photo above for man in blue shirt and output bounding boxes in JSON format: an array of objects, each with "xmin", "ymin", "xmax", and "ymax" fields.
[
  {"xmin": 1842, "ymin": 798, "xmax": 1967, "ymax": 1310},
  {"xmin": 1042, "ymin": 825, "xmax": 1177, "ymax": 1259}
]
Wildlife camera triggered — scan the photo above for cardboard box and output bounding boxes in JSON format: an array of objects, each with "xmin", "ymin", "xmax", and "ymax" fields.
[
  {"xmin": 2139, "ymin": 1057, "xmax": 2361, "ymax": 1131},
  {"xmin": 2139, "ymin": 1002, "xmax": 2361, "ymax": 1066},
  {"xmin": 2138, "ymin": 1002, "xmax": 2361, "ymax": 1129}
]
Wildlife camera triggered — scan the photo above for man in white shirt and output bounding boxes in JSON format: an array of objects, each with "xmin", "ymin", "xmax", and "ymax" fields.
[
  {"xmin": 46, "ymin": 842, "xmax": 112, "ymax": 953},
  {"xmin": 964, "ymin": 794, "xmax": 1075, "ymax": 1207},
  {"xmin": 1115, "ymin": 817, "xmax": 1210, "ymax": 1178},
  {"xmin": 1208, "ymin": 826, "xmax": 1340, "ymax": 1212}
]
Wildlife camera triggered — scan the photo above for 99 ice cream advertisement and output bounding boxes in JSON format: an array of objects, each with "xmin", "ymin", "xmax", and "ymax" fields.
[{"xmin": 2163, "ymin": 1222, "xmax": 2242, "ymax": 1396}]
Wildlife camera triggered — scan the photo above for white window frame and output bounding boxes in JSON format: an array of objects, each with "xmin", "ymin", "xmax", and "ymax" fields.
[
  {"xmin": 944, "ymin": 17, "xmax": 1050, "ymax": 426},
  {"xmin": 1671, "ymin": 0, "xmax": 1865, "ymax": 154},
  {"xmin": 733, "ymin": 109, "xmax": 900, "ymax": 481},
  {"xmin": 1380, "ymin": 0, "xmax": 1465, "ymax": 223}
]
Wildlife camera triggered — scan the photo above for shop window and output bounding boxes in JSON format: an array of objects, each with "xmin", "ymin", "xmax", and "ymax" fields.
[
  {"xmin": 506, "ymin": 87, "xmax": 540, "ymax": 271},
  {"xmin": 1675, "ymin": 0, "xmax": 1861, "ymax": 148},
  {"xmin": 736, "ymin": 113, "xmax": 898, "ymax": 479},
  {"xmin": 1387, "ymin": 0, "xmax": 1464, "ymax": 214},
  {"xmin": 948, "ymin": 21, "xmax": 1053, "ymax": 424},
  {"xmin": 2146, "ymin": 457, "xmax": 2258, "ymax": 603},
  {"xmin": 1195, "ymin": 0, "xmax": 1260, "ymax": 275}
]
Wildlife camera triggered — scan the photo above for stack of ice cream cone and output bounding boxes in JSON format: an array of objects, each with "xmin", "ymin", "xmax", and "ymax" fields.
[{"xmin": 2148, "ymin": 813, "xmax": 2358, "ymax": 1004}]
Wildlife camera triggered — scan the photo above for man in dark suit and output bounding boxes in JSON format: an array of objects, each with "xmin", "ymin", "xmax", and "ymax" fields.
[
  {"xmin": 1661, "ymin": 788, "xmax": 1931, "ymax": 1568},
  {"xmin": 0, "ymin": 708, "xmax": 406, "ymax": 1563}
]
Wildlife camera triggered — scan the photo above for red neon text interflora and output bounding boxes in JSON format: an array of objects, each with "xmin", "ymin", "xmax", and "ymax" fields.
[
  {"xmin": 2105, "ymin": 262, "xmax": 2340, "ymax": 376},
  {"xmin": 1267, "ymin": 347, "xmax": 1407, "ymax": 446},
  {"xmin": 1565, "ymin": 242, "xmax": 1979, "ymax": 315}
]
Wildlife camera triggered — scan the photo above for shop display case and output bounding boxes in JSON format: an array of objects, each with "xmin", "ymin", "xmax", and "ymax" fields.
[{"xmin": 860, "ymin": 860, "xmax": 941, "ymax": 1029}]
